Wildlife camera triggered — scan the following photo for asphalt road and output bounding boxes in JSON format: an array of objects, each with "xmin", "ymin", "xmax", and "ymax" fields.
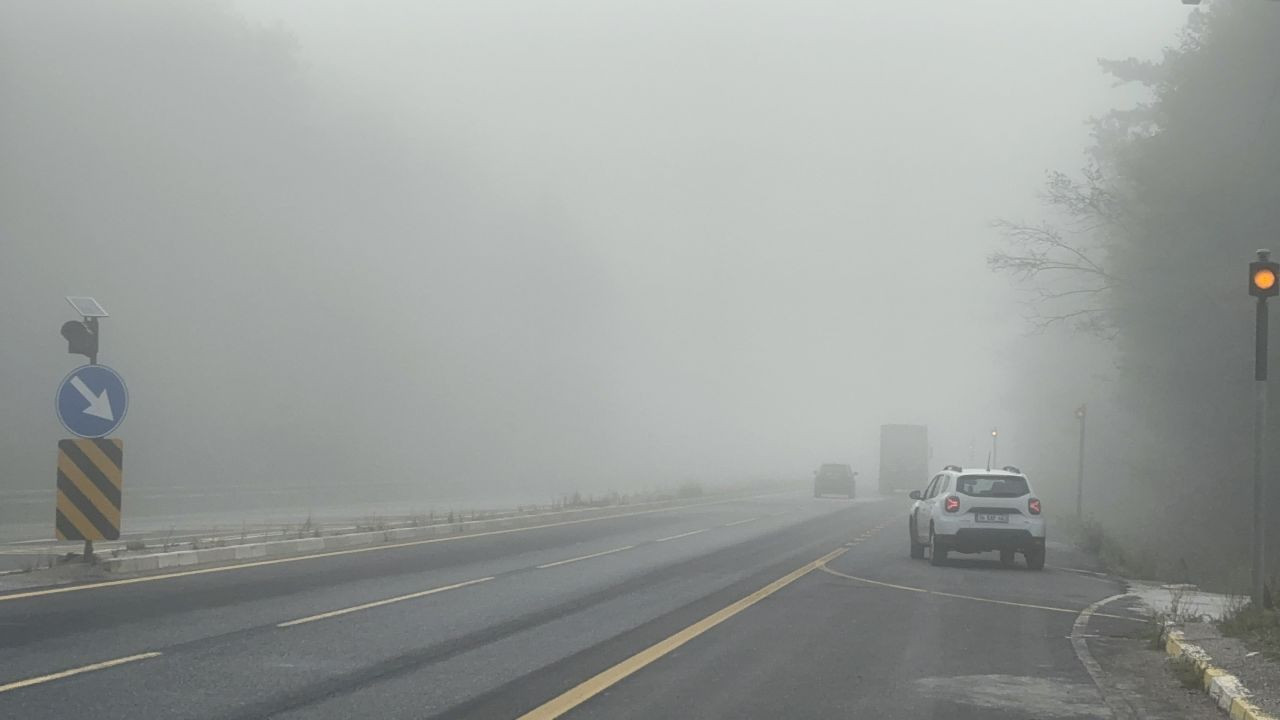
[{"xmin": 0, "ymin": 492, "xmax": 1218, "ymax": 719}]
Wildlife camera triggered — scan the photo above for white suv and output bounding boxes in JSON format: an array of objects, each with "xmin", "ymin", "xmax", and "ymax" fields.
[{"xmin": 908, "ymin": 465, "xmax": 1046, "ymax": 570}]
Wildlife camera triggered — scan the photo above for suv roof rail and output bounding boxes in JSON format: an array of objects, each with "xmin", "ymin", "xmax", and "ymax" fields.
[
  {"xmin": 942, "ymin": 464, "xmax": 963, "ymax": 472},
  {"xmin": 1001, "ymin": 465, "xmax": 1023, "ymax": 474}
]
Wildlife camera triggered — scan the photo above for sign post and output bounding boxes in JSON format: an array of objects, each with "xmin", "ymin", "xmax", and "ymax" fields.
[
  {"xmin": 1075, "ymin": 405, "xmax": 1087, "ymax": 519},
  {"xmin": 55, "ymin": 297, "xmax": 127, "ymax": 561}
]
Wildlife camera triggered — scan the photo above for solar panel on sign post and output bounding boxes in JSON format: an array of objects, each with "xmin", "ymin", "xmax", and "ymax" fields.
[{"xmin": 66, "ymin": 297, "xmax": 108, "ymax": 318}]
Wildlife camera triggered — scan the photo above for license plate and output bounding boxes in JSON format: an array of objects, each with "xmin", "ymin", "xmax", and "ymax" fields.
[{"xmin": 975, "ymin": 513, "xmax": 1009, "ymax": 524}]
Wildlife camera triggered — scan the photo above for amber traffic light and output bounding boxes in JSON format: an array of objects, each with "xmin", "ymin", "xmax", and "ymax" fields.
[
  {"xmin": 1251, "ymin": 256, "xmax": 1280, "ymax": 298},
  {"xmin": 1255, "ymin": 267, "xmax": 1277, "ymax": 293}
]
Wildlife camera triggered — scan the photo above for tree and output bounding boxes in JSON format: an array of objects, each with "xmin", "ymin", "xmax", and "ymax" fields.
[
  {"xmin": 996, "ymin": 1, "xmax": 1280, "ymax": 585},
  {"xmin": 989, "ymin": 167, "xmax": 1120, "ymax": 336}
]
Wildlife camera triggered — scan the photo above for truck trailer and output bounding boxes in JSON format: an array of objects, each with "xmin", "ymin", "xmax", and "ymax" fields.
[{"xmin": 879, "ymin": 424, "xmax": 929, "ymax": 494}]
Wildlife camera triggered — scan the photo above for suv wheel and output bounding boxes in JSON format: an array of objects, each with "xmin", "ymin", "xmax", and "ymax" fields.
[
  {"xmin": 929, "ymin": 529, "xmax": 947, "ymax": 566},
  {"xmin": 1025, "ymin": 548, "xmax": 1045, "ymax": 571},
  {"xmin": 909, "ymin": 521, "xmax": 924, "ymax": 559}
]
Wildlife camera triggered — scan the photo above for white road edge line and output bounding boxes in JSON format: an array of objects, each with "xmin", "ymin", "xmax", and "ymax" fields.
[
  {"xmin": 536, "ymin": 545, "xmax": 634, "ymax": 569},
  {"xmin": 0, "ymin": 652, "xmax": 162, "ymax": 694},
  {"xmin": 817, "ymin": 565, "xmax": 1141, "ymax": 622},
  {"xmin": 654, "ymin": 529, "xmax": 710, "ymax": 543},
  {"xmin": 278, "ymin": 576, "xmax": 494, "ymax": 627},
  {"xmin": 0, "ymin": 493, "xmax": 783, "ymax": 603},
  {"xmin": 1071, "ymin": 593, "xmax": 1138, "ymax": 719},
  {"xmin": 722, "ymin": 517, "xmax": 759, "ymax": 528}
]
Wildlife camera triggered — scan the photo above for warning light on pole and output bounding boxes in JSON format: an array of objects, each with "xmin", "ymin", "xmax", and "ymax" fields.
[
  {"xmin": 1250, "ymin": 251, "xmax": 1279, "ymax": 297},
  {"xmin": 1255, "ymin": 268, "xmax": 1276, "ymax": 292},
  {"xmin": 1248, "ymin": 249, "xmax": 1275, "ymax": 609}
]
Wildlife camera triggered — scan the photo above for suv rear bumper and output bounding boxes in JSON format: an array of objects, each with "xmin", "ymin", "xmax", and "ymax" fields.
[{"xmin": 938, "ymin": 529, "xmax": 1045, "ymax": 554}]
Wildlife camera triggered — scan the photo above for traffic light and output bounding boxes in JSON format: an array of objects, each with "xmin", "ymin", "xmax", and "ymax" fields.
[
  {"xmin": 1251, "ymin": 254, "xmax": 1280, "ymax": 298},
  {"xmin": 61, "ymin": 319, "xmax": 98, "ymax": 361}
]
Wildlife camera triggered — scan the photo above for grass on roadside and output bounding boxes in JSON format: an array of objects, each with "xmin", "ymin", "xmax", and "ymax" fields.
[
  {"xmin": 1168, "ymin": 654, "xmax": 1203, "ymax": 690},
  {"xmin": 1144, "ymin": 617, "xmax": 1168, "ymax": 650},
  {"xmin": 1055, "ymin": 515, "xmax": 1160, "ymax": 579},
  {"xmin": 1218, "ymin": 599, "xmax": 1280, "ymax": 661}
]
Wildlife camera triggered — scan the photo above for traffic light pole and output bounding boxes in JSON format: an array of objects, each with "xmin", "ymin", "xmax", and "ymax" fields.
[
  {"xmin": 1254, "ymin": 294, "xmax": 1268, "ymax": 609},
  {"xmin": 58, "ymin": 299, "xmax": 108, "ymax": 564},
  {"xmin": 86, "ymin": 316, "xmax": 98, "ymax": 366},
  {"xmin": 1247, "ymin": 250, "xmax": 1277, "ymax": 609},
  {"xmin": 84, "ymin": 315, "xmax": 98, "ymax": 563}
]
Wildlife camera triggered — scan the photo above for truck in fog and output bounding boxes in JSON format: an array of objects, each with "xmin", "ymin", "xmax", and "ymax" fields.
[{"xmin": 879, "ymin": 424, "xmax": 929, "ymax": 494}]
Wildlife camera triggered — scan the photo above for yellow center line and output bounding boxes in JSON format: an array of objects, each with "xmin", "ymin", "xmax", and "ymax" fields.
[
  {"xmin": 816, "ymin": 565, "xmax": 1142, "ymax": 622},
  {"xmin": 0, "ymin": 494, "xmax": 766, "ymax": 603},
  {"xmin": 653, "ymin": 528, "xmax": 710, "ymax": 543},
  {"xmin": 517, "ymin": 546, "xmax": 847, "ymax": 720},
  {"xmin": 536, "ymin": 545, "xmax": 635, "ymax": 570},
  {"xmin": 0, "ymin": 652, "xmax": 162, "ymax": 694},
  {"xmin": 278, "ymin": 576, "xmax": 493, "ymax": 627},
  {"xmin": 722, "ymin": 517, "xmax": 759, "ymax": 528}
]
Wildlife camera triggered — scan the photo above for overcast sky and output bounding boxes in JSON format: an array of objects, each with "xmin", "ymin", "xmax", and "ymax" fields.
[
  {"xmin": 0, "ymin": 1, "xmax": 1192, "ymax": 517},
  {"xmin": 231, "ymin": 0, "xmax": 1190, "ymax": 469}
]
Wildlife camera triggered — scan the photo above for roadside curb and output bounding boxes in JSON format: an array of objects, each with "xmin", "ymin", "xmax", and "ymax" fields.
[
  {"xmin": 1162, "ymin": 627, "xmax": 1275, "ymax": 720},
  {"xmin": 96, "ymin": 491, "xmax": 770, "ymax": 574}
]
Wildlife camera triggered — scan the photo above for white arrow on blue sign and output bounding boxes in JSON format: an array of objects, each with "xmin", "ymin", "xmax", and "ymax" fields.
[{"xmin": 56, "ymin": 365, "xmax": 128, "ymax": 438}]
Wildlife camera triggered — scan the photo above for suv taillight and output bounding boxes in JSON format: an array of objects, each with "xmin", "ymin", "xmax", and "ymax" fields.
[
  {"xmin": 944, "ymin": 495, "xmax": 960, "ymax": 513},
  {"xmin": 1028, "ymin": 498, "xmax": 1041, "ymax": 515}
]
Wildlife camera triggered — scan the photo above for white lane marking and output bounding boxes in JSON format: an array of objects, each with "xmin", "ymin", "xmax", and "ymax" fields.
[
  {"xmin": 1051, "ymin": 565, "xmax": 1112, "ymax": 579},
  {"xmin": 278, "ymin": 576, "xmax": 494, "ymax": 627},
  {"xmin": 817, "ymin": 565, "xmax": 1141, "ymax": 622},
  {"xmin": 654, "ymin": 529, "xmax": 710, "ymax": 543},
  {"xmin": 1071, "ymin": 593, "xmax": 1138, "ymax": 718},
  {"xmin": 722, "ymin": 517, "xmax": 759, "ymax": 528},
  {"xmin": 0, "ymin": 494, "xmax": 772, "ymax": 603},
  {"xmin": 0, "ymin": 652, "xmax": 162, "ymax": 694},
  {"xmin": 536, "ymin": 545, "xmax": 635, "ymax": 569}
]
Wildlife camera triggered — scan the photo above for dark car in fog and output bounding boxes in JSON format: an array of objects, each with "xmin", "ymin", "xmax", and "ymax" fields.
[{"xmin": 813, "ymin": 463, "xmax": 856, "ymax": 498}]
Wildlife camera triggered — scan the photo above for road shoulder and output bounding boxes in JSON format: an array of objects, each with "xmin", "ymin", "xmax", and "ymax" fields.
[{"xmin": 1076, "ymin": 594, "xmax": 1222, "ymax": 719}]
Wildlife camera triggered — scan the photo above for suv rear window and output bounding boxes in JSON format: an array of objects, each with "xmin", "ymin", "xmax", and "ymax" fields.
[{"xmin": 956, "ymin": 475, "xmax": 1029, "ymax": 497}]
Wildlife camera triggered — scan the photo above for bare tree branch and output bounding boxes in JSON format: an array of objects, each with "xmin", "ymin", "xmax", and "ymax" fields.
[{"xmin": 989, "ymin": 167, "xmax": 1124, "ymax": 340}]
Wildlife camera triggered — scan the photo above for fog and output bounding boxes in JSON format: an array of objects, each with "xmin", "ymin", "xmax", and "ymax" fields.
[{"xmin": 0, "ymin": 1, "xmax": 1189, "ymax": 524}]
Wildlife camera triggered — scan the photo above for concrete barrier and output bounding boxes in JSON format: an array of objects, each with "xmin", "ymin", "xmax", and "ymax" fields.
[
  {"xmin": 98, "ymin": 491, "xmax": 756, "ymax": 575},
  {"xmin": 1163, "ymin": 628, "xmax": 1276, "ymax": 720}
]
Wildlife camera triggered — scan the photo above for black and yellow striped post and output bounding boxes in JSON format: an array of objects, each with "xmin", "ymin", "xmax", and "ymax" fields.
[{"xmin": 55, "ymin": 439, "xmax": 124, "ymax": 557}]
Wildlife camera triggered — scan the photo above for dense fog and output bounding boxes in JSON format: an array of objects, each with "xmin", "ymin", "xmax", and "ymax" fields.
[{"xmin": 1, "ymin": 2, "xmax": 1200, "ymax": 533}]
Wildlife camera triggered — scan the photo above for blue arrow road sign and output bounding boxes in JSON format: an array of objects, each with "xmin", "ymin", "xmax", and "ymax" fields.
[{"xmin": 56, "ymin": 365, "xmax": 128, "ymax": 438}]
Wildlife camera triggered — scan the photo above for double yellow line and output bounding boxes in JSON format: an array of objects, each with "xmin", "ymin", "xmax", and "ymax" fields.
[{"xmin": 517, "ymin": 545, "xmax": 849, "ymax": 719}]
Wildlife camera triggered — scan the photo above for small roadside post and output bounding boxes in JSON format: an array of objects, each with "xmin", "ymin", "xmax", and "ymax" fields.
[
  {"xmin": 1075, "ymin": 405, "xmax": 1087, "ymax": 519},
  {"xmin": 1249, "ymin": 251, "xmax": 1277, "ymax": 608},
  {"xmin": 56, "ymin": 297, "xmax": 128, "ymax": 562}
]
